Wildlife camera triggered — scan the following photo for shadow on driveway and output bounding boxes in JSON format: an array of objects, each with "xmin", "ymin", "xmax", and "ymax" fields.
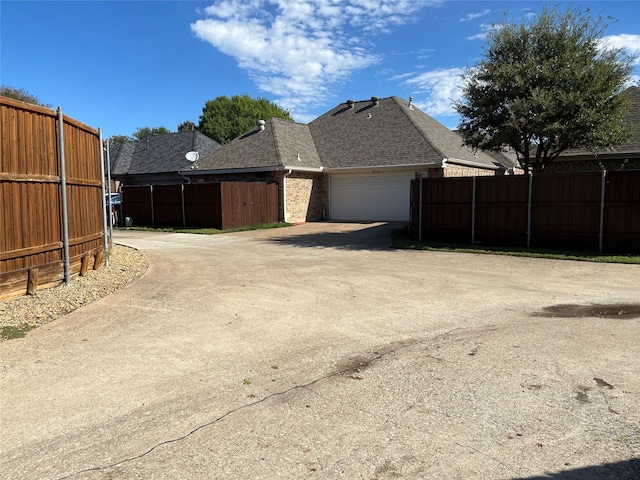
[
  {"xmin": 265, "ymin": 222, "xmax": 408, "ymax": 251},
  {"xmin": 513, "ymin": 458, "xmax": 640, "ymax": 480}
]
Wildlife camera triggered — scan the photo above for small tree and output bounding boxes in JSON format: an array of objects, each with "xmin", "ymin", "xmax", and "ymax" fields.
[
  {"xmin": 132, "ymin": 126, "xmax": 171, "ymax": 141},
  {"xmin": 0, "ymin": 85, "xmax": 52, "ymax": 108},
  {"xmin": 177, "ymin": 120, "xmax": 197, "ymax": 132},
  {"xmin": 108, "ymin": 135, "xmax": 133, "ymax": 146},
  {"xmin": 199, "ymin": 94, "xmax": 293, "ymax": 144},
  {"xmin": 455, "ymin": 6, "xmax": 635, "ymax": 174}
]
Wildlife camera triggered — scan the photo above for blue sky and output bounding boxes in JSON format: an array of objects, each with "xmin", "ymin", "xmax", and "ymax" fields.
[{"xmin": 2, "ymin": 0, "xmax": 639, "ymax": 139}]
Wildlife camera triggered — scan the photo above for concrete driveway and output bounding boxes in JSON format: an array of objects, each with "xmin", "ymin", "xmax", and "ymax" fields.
[{"xmin": 1, "ymin": 222, "xmax": 639, "ymax": 479}]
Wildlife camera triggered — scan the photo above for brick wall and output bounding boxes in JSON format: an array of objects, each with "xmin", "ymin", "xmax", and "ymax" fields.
[
  {"xmin": 442, "ymin": 164, "xmax": 498, "ymax": 177},
  {"xmin": 285, "ymin": 172, "xmax": 328, "ymax": 223}
]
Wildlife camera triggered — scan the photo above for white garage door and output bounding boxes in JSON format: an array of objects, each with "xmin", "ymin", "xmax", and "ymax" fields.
[{"xmin": 330, "ymin": 173, "xmax": 414, "ymax": 221}]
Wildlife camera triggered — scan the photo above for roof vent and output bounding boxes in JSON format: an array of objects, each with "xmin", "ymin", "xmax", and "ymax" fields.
[
  {"xmin": 408, "ymin": 96, "xmax": 414, "ymax": 110},
  {"xmin": 371, "ymin": 96, "xmax": 380, "ymax": 106},
  {"xmin": 347, "ymin": 99, "xmax": 355, "ymax": 109},
  {"xmin": 257, "ymin": 119, "xmax": 265, "ymax": 131}
]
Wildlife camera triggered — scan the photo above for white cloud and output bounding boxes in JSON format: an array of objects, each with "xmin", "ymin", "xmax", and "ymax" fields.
[
  {"xmin": 191, "ymin": 0, "xmax": 438, "ymax": 119},
  {"xmin": 466, "ymin": 23, "xmax": 493, "ymax": 41},
  {"xmin": 600, "ymin": 33, "xmax": 640, "ymax": 65},
  {"xmin": 460, "ymin": 9, "xmax": 490, "ymax": 22},
  {"xmin": 401, "ymin": 67, "xmax": 464, "ymax": 117}
]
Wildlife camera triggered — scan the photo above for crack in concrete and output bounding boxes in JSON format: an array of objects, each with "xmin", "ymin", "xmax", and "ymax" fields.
[
  {"xmin": 57, "ymin": 322, "xmax": 556, "ymax": 479},
  {"xmin": 57, "ymin": 336, "xmax": 430, "ymax": 480}
]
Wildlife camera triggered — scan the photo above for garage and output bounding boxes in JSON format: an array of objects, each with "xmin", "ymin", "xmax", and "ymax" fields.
[{"xmin": 329, "ymin": 173, "xmax": 415, "ymax": 221}]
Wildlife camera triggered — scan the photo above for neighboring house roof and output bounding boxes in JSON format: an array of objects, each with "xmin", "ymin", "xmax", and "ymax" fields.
[
  {"xmin": 110, "ymin": 130, "xmax": 221, "ymax": 176},
  {"xmin": 557, "ymin": 86, "xmax": 640, "ymax": 159},
  {"xmin": 195, "ymin": 118, "xmax": 322, "ymax": 171},
  {"xmin": 194, "ymin": 96, "xmax": 510, "ymax": 174}
]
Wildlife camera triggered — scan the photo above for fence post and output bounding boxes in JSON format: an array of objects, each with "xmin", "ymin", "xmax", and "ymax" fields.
[
  {"xmin": 527, "ymin": 173, "xmax": 533, "ymax": 249},
  {"xmin": 106, "ymin": 140, "xmax": 113, "ymax": 245},
  {"xmin": 471, "ymin": 176, "xmax": 476, "ymax": 245},
  {"xmin": 599, "ymin": 170, "xmax": 607, "ymax": 253},
  {"xmin": 182, "ymin": 184, "xmax": 186, "ymax": 227},
  {"xmin": 418, "ymin": 177, "xmax": 423, "ymax": 241},
  {"xmin": 150, "ymin": 185, "xmax": 155, "ymax": 227},
  {"xmin": 57, "ymin": 107, "xmax": 71, "ymax": 286},
  {"xmin": 99, "ymin": 128, "xmax": 109, "ymax": 265}
]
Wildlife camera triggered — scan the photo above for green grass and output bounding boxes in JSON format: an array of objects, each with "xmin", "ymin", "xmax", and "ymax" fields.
[
  {"xmin": 1, "ymin": 324, "xmax": 35, "ymax": 340},
  {"xmin": 391, "ymin": 229, "xmax": 640, "ymax": 264},
  {"xmin": 119, "ymin": 222, "xmax": 293, "ymax": 235}
]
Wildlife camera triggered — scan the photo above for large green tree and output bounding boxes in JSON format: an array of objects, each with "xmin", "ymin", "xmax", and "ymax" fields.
[
  {"xmin": 455, "ymin": 6, "xmax": 635, "ymax": 174},
  {"xmin": 0, "ymin": 85, "xmax": 52, "ymax": 107},
  {"xmin": 198, "ymin": 94, "xmax": 293, "ymax": 144}
]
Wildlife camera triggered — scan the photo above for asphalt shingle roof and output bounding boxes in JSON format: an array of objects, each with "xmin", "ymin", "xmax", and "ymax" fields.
[
  {"xmin": 196, "ymin": 96, "xmax": 507, "ymax": 173},
  {"xmin": 196, "ymin": 118, "xmax": 321, "ymax": 170},
  {"xmin": 557, "ymin": 86, "xmax": 640, "ymax": 158},
  {"xmin": 110, "ymin": 130, "xmax": 221, "ymax": 176}
]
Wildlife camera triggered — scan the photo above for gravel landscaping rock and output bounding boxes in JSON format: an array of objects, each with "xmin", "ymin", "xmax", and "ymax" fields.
[{"xmin": 0, "ymin": 245, "xmax": 148, "ymax": 339}]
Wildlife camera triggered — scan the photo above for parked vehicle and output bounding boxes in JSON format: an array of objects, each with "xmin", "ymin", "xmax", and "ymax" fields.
[{"xmin": 105, "ymin": 193, "xmax": 121, "ymax": 226}]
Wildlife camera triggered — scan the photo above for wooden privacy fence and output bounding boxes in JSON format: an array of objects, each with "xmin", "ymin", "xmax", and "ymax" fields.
[
  {"xmin": 410, "ymin": 171, "xmax": 640, "ymax": 253},
  {"xmin": 1, "ymin": 97, "xmax": 105, "ymax": 300},
  {"xmin": 121, "ymin": 181, "xmax": 279, "ymax": 230}
]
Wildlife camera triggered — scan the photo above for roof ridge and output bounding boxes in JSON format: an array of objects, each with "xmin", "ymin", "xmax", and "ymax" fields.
[
  {"xmin": 269, "ymin": 119, "xmax": 285, "ymax": 166},
  {"xmin": 390, "ymin": 96, "xmax": 446, "ymax": 161}
]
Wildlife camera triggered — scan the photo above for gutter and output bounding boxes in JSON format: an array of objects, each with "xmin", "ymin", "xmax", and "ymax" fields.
[
  {"xmin": 322, "ymin": 162, "xmax": 439, "ymax": 174},
  {"xmin": 442, "ymin": 157, "xmax": 501, "ymax": 170},
  {"xmin": 180, "ymin": 165, "xmax": 324, "ymax": 176}
]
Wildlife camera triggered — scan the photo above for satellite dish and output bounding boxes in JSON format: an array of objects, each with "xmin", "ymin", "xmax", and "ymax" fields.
[{"xmin": 185, "ymin": 151, "xmax": 199, "ymax": 162}]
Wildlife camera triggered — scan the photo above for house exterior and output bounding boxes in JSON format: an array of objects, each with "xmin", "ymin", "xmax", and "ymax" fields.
[
  {"xmin": 546, "ymin": 86, "xmax": 640, "ymax": 173},
  {"xmin": 186, "ymin": 96, "xmax": 514, "ymax": 223},
  {"xmin": 109, "ymin": 130, "xmax": 222, "ymax": 186}
]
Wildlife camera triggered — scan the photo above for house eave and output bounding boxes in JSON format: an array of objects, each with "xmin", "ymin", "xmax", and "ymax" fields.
[
  {"xmin": 323, "ymin": 162, "xmax": 440, "ymax": 174},
  {"xmin": 180, "ymin": 165, "xmax": 324, "ymax": 176},
  {"xmin": 443, "ymin": 157, "xmax": 502, "ymax": 170}
]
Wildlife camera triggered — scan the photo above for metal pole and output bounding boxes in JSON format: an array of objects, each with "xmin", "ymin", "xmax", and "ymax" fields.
[
  {"xmin": 418, "ymin": 176, "xmax": 423, "ymax": 242},
  {"xmin": 527, "ymin": 173, "xmax": 533, "ymax": 249},
  {"xmin": 599, "ymin": 170, "xmax": 607, "ymax": 253},
  {"xmin": 106, "ymin": 140, "xmax": 113, "ymax": 242},
  {"xmin": 182, "ymin": 183, "xmax": 186, "ymax": 227},
  {"xmin": 471, "ymin": 176, "xmax": 476, "ymax": 245},
  {"xmin": 150, "ymin": 185, "xmax": 155, "ymax": 226},
  {"xmin": 57, "ymin": 107, "xmax": 71, "ymax": 285},
  {"xmin": 98, "ymin": 129, "xmax": 109, "ymax": 266}
]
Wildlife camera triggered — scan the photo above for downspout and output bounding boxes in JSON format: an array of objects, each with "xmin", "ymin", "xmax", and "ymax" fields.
[
  {"xmin": 57, "ymin": 107, "xmax": 71, "ymax": 285},
  {"xmin": 282, "ymin": 169, "xmax": 292, "ymax": 222}
]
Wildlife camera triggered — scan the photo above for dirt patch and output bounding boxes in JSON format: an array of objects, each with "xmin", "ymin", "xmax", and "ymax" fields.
[{"xmin": 533, "ymin": 303, "xmax": 640, "ymax": 319}]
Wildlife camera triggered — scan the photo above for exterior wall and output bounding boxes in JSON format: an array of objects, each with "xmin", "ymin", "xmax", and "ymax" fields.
[
  {"xmin": 285, "ymin": 172, "xmax": 328, "ymax": 223},
  {"xmin": 185, "ymin": 170, "xmax": 328, "ymax": 223}
]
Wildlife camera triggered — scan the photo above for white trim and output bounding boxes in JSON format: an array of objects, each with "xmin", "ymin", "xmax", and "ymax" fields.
[
  {"xmin": 443, "ymin": 157, "xmax": 501, "ymax": 170},
  {"xmin": 323, "ymin": 163, "xmax": 439, "ymax": 174},
  {"xmin": 181, "ymin": 165, "xmax": 323, "ymax": 176}
]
